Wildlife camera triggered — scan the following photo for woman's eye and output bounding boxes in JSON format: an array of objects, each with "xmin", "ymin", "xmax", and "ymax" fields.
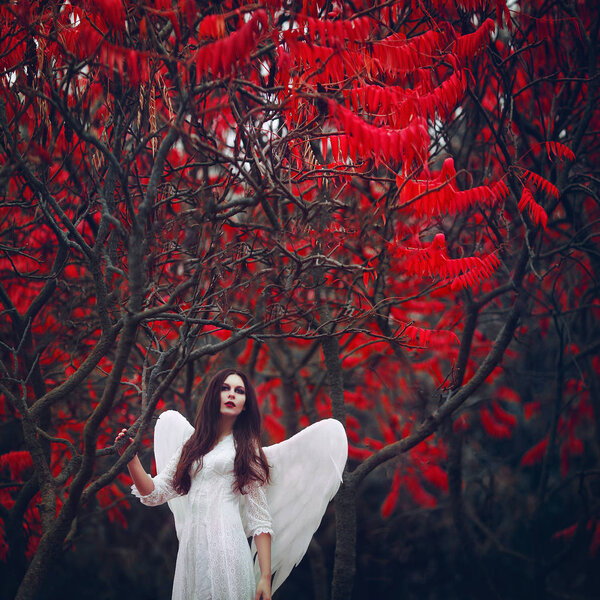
[
  {"xmin": 235, "ymin": 388, "xmax": 245, "ymax": 395},
  {"xmin": 222, "ymin": 385, "xmax": 229, "ymax": 391}
]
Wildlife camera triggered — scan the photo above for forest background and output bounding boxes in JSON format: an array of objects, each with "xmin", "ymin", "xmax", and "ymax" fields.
[{"xmin": 1, "ymin": 0, "xmax": 599, "ymax": 599}]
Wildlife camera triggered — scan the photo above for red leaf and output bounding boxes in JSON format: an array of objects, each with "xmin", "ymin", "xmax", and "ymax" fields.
[
  {"xmin": 542, "ymin": 141, "xmax": 575, "ymax": 162},
  {"xmin": 362, "ymin": 270, "xmax": 370, "ymax": 289},
  {"xmin": 348, "ymin": 444, "xmax": 373, "ymax": 460},
  {"xmin": 0, "ymin": 451, "xmax": 33, "ymax": 479},
  {"xmin": 521, "ymin": 436, "xmax": 548, "ymax": 466},
  {"xmin": 480, "ymin": 406, "xmax": 512, "ymax": 438},
  {"xmin": 491, "ymin": 401, "xmax": 517, "ymax": 428},
  {"xmin": 524, "ymin": 401, "xmax": 541, "ymax": 420},
  {"xmin": 518, "ymin": 187, "xmax": 548, "ymax": 228},
  {"xmin": 406, "ymin": 474, "xmax": 437, "ymax": 508},
  {"xmin": 523, "ymin": 170, "xmax": 559, "ymax": 200},
  {"xmin": 381, "ymin": 470, "xmax": 402, "ymax": 517},
  {"xmin": 492, "ymin": 180, "xmax": 510, "ymax": 202},
  {"xmin": 421, "ymin": 464, "xmax": 448, "ymax": 491},
  {"xmin": 453, "ymin": 414, "xmax": 470, "ymax": 432},
  {"xmin": 454, "ymin": 18, "xmax": 495, "ymax": 61},
  {"xmin": 346, "ymin": 428, "xmax": 360, "ymax": 443},
  {"xmin": 96, "ymin": 0, "xmax": 126, "ymax": 32},
  {"xmin": 346, "ymin": 415, "xmax": 360, "ymax": 429},
  {"xmin": 553, "ymin": 522, "xmax": 577, "ymax": 541},
  {"xmin": 364, "ymin": 437, "xmax": 384, "ymax": 450},
  {"xmin": 264, "ymin": 414, "xmax": 286, "ymax": 443}
]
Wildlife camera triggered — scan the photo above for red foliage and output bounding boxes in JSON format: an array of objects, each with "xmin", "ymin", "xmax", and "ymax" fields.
[
  {"xmin": 524, "ymin": 401, "xmax": 541, "ymax": 420},
  {"xmin": 390, "ymin": 231, "xmax": 501, "ymax": 292},
  {"xmin": 0, "ymin": 451, "xmax": 33, "ymax": 480},
  {"xmin": 480, "ymin": 406, "xmax": 513, "ymax": 439},
  {"xmin": 381, "ymin": 470, "xmax": 402, "ymax": 517},
  {"xmin": 553, "ymin": 520, "xmax": 600, "ymax": 557},
  {"xmin": 195, "ymin": 11, "xmax": 268, "ymax": 79},
  {"xmin": 0, "ymin": 519, "xmax": 7, "ymax": 562},
  {"xmin": 491, "ymin": 401, "xmax": 517, "ymax": 428},
  {"xmin": 522, "ymin": 170, "xmax": 560, "ymax": 200},
  {"xmin": 521, "ymin": 437, "xmax": 549, "ymax": 466},
  {"xmin": 453, "ymin": 18, "xmax": 496, "ymax": 60},
  {"xmin": 263, "ymin": 415, "xmax": 286, "ymax": 443},
  {"xmin": 421, "ymin": 464, "xmax": 448, "ymax": 492},
  {"xmin": 348, "ymin": 445, "xmax": 373, "ymax": 461},
  {"xmin": 0, "ymin": 1, "xmax": 598, "ymax": 588},
  {"xmin": 518, "ymin": 188, "xmax": 548, "ymax": 229},
  {"xmin": 405, "ymin": 473, "xmax": 437, "ymax": 508},
  {"xmin": 540, "ymin": 142, "xmax": 576, "ymax": 162}
]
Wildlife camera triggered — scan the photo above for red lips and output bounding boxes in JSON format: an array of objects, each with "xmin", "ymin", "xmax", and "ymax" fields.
[{"xmin": 225, "ymin": 401, "xmax": 235, "ymax": 408}]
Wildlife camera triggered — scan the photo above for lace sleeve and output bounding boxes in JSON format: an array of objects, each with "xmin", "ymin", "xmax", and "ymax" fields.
[
  {"xmin": 131, "ymin": 449, "xmax": 182, "ymax": 507},
  {"xmin": 242, "ymin": 481, "xmax": 273, "ymax": 538}
]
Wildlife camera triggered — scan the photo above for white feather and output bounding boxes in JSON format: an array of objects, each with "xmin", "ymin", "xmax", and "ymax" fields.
[
  {"xmin": 153, "ymin": 410, "xmax": 194, "ymax": 541},
  {"xmin": 254, "ymin": 419, "xmax": 348, "ymax": 592}
]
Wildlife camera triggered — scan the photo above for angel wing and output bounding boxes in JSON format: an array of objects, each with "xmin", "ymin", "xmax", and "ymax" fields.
[
  {"xmin": 153, "ymin": 410, "xmax": 194, "ymax": 540},
  {"xmin": 252, "ymin": 418, "xmax": 348, "ymax": 593}
]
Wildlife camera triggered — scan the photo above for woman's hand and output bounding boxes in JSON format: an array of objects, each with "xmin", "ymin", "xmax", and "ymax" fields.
[
  {"xmin": 254, "ymin": 576, "xmax": 271, "ymax": 600},
  {"xmin": 114, "ymin": 428, "xmax": 134, "ymax": 456},
  {"xmin": 115, "ymin": 430, "xmax": 155, "ymax": 495}
]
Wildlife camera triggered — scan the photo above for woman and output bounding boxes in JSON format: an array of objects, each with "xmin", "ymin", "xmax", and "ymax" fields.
[{"xmin": 116, "ymin": 368, "xmax": 273, "ymax": 600}]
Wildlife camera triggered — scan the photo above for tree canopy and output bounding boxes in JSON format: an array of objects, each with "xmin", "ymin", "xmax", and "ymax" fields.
[{"xmin": 1, "ymin": 1, "xmax": 599, "ymax": 599}]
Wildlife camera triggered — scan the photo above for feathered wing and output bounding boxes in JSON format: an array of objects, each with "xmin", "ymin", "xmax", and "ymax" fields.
[
  {"xmin": 153, "ymin": 410, "xmax": 194, "ymax": 541},
  {"xmin": 251, "ymin": 418, "xmax": 348, "ymax": 593}
]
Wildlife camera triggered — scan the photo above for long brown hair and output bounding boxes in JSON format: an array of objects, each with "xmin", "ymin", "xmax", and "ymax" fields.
[{"xmin": 172, "ymin": 368, "xmax": 270, "ymax": 495}]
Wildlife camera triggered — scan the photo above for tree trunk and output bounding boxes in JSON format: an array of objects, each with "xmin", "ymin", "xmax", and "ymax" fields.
[
  {"xmin": 316, "ymin": 298, "xmax": 357, "ymax": 599},
  {"xmin": 331, "ymin": 479, "xmax": 357, "ymax": 600},
  {"xmin": 308, "ymin": 538, "xmax": 329, "ymax": 600},
  {"xmin": 14, "ymin": 507, "xmax": 73, "ymax": 600}
]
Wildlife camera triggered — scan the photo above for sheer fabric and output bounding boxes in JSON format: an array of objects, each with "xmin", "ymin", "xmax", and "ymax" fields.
[{"xmin": 132, "ymin": 434, "xmax": 272, "ymax": 600}]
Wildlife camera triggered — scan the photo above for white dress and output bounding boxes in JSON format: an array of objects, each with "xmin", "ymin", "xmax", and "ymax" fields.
[
  {"xmin": 131, "ymin": 412, "xmax": 348, "ymax": 597},
  {"xmin": 132, "ymin": 434, "xmax": 273, "ymax": 600}
]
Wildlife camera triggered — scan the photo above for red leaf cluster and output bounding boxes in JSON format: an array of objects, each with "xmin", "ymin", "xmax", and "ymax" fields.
[
  {"xmin": 305, "ymin": 16, "xmax": 373, "ymax": 45},
  {"xmin": 480, "ymin": 405, "xmax": 514, "ymax": 438},
  {"xmin": 370, "ymin": 27, "xmax": 454, "ymax": 75},
  {"xmin": 195, "ymin": 10, "xmax": 268, "ymax": 79},
  {"xmin": 343, "ymin": 69, "xmax": 466, "ymax": 128},
  {"xmin": 391, "ymin": 232, "xmax": 501, "ymax": 291},
  {"xmin": 453, "ymin": 18, "xmax": 496, "ymax": 60},
  {"xmin": 381, "ymin": 470, "xmax": 402, "ymax": 517},
  {"xmin": 542, "ymin": 141, "xmax": 576, "ymax": 162},
  {"xmin": 94, "ymin": 0, "xmax": 126, "ymax": 32},
  {"xmin": 518, "ymin": 188, "xmax": 548, "ymax": 229},
  {"xmin": 402, "ymin": 325, "xmax": 460, "ymax": 350},
  {"xmin": 397, "ymin": 158, "xmax": 499, "ymax": 216},
  {"xmin": 264, "ymin": 414, "xmax": 286, "ymax": 443},
  {"xmin": 197, "ymin": 13, "xmax": 226, "ymax": 39},
  {"xmin": 553, "ymin": 519, "xmax": 600, "ymax": 557},
  {"xmin": 73, "ymin": 23, "xmax": 150, "ymax": 86},
  {"xmin": 0, "ymin": 451, "xmax": 33, "ymax": 480},
  {"xmin": 328, "ymin": 100, "xmax": 429, "ymax": 168},
  {"xmin": 522, "ymin": 170, "xmax": 560, "ymax": 200}
]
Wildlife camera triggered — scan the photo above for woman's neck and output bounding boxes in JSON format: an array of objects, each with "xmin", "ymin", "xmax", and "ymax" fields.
[{"xmin": 217, "ymin": 417, "xmax": 235, "ymax": 440}]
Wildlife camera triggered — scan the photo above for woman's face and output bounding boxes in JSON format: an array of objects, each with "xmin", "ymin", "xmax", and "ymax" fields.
[{"xmin": 219, "ymin": 373, "xmax": 247, "ymax": 419}]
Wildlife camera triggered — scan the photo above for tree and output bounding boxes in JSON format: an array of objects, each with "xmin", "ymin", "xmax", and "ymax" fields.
[{"xmin": 1, "ymin": 1, "xmax": 598, "ymax": 599}]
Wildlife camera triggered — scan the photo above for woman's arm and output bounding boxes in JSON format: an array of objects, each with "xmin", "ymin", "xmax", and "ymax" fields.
[
  {"xmin": 240, "ymin": 480, "xmax": 273, "ymax": 600},
  {"xmin": 115, "ymin": 429, "xmax": 154, "ymax": 496},
  {"xmin": 254, "ymin": 532, "xmax": 271, "ymax": 600}
]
